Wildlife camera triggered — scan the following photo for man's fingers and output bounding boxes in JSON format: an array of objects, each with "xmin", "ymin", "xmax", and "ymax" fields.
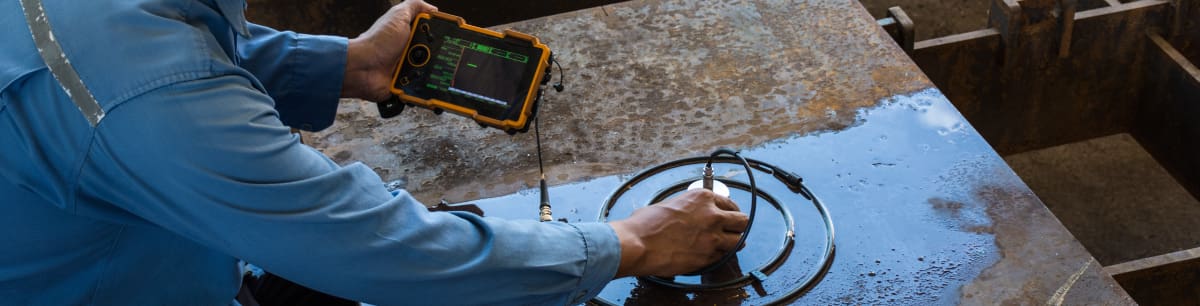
[
  {"xmin": 710, "ymin": 193, "xmax": 740, "ymax": 212},
  {"xmin": 715, "ymin": 231, "xmax": 743, "ymax": 253},
  {"xmin": 707, "ymin": 251, "xmax": 725, "ymax": 266},
  {"xmin": 399, "ymin": 0, "xmax": 438, "ymax": 14},
  {"xmin": 720, "ymin": 210, "xmax": 750, "ymax": 233}
]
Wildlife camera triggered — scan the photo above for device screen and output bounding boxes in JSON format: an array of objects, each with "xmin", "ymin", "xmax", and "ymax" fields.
[
  {"xmin": 394, "ymin": 16, "xmax": 543, "ymax": 121},
  {"xmin": 444, "ymin": 36, "xmax": 529, "ymax": 107}
]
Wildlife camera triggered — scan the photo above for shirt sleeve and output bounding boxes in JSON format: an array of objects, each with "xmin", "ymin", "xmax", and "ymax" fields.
[
  {"xmin": 79, "ymin": 73, "xmax": 620, "ymax": 305},
  {"xmin": 236, "ymin": 23, "xmax": 346, "ymax": 132}
]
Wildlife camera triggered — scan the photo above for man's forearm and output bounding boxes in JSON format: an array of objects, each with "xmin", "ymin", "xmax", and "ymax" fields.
[{"xmin": 238, "ymin": 23, "xmax": 347, "ymax": 131}]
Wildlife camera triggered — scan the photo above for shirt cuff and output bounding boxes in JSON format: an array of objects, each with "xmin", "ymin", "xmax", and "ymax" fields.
[
  {"xmin": 278, "ymin": 34, "xmax": 347, "ymax": 131},
  {"xmin": 566, "ymin": 222, "xmax": 621, "ymax": 304}
]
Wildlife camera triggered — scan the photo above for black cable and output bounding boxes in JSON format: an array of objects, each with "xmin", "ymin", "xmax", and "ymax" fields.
[
  {"xmin": 534, "ymin": 55, "xmax": 554, "ymax": 221},
  {"xmin": 534, "ymin": 117, "xmax": 545, "ymax": 175},
  {"xmin": 551, "ymin": 57, "xmax": 565, "ymax": 92},
  {"xmin": 640, "ymin": 179, "xmax": 792, "ymax": 291},
  {"xmin": 680, "ymin": 149, "xmax": 757, "ymax": 276},
  {"xmin": 535, "ymin": 114, "xmax": 553, "ymax": 222},
  {"xmin": 537, "ymin": 56, "xmax": 563, "ymax": 220},
  {"xmin": 594, "ymin": 153, "xmax": 836, "ymax": 305}
]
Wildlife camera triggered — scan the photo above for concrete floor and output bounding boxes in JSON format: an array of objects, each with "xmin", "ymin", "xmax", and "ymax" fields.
[{"xmin": 1004, "ymin": 133, "xmax": 1200, "ymax": 266}]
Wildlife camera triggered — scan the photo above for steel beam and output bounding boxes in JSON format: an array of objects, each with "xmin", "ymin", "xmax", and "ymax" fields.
[
  {"xmin": 878, "ymin": 7, "xmax": 915, "ymax": 53},
  {"xmin": 1135, "ymin": 33, "xmax": 1200, "ymax": 199},
  {"xmin": 911, "ymin": 1, "xmax": 1171, "ymax": 154},
  {"xmin": 1106, "ymin": 246, "xmax": 1200, "ymax": 304}
]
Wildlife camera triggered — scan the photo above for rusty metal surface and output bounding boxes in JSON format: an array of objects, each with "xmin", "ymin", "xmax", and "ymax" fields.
[
  {"xmin": 419, "ymin": 0, "xmax": 627, "ymax": 28},
  {"xmin": 1169, "ymin": 0, "xmax": 1200, "ymax": 45},
  {"xmin": 1108, "ymin": 246, "xmax": 1200, "ymax": 305},
  {"xmin": 899, "ymin": 1, "xmax": 1199, "ymax": 303},
  {"xmin": 914, "ymin": 0, "xmax": 1170, "ymax": 156},
  {"xmin": 464, "ymin": 89, "xmax": 1130, "ymax": 304},
  {"xmin": 879, "ymin": 6, "xmax": 916, "ymax": 53},
  {"xmin": 909, "ymin": 0, "xmax": 1200, "ymax": 197},
  {"xmin": 309, "ymin": 0, "xmax": 931, "ymax": 204},
  {"xmin": 1106, "ymin": 246, "xmax": 1200, "ymax": 276},
  {"xmin": 304, "ymin": 0, "xmax": 1132, "ymax": 303},
  {"xmin": 1135, "ymin": 33, "xmax": 1200, "ymax": 201}
]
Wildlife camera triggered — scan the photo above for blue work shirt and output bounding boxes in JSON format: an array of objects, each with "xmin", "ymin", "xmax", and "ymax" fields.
[{"xmin": 0, "ymin": 0, "xmax": 619, "ymax": 304}]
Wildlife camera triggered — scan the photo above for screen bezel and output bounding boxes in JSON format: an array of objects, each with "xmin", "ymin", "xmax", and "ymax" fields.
[{"xmin": 389, "ymin": 13, "xmax": 549, "ymax": 132}]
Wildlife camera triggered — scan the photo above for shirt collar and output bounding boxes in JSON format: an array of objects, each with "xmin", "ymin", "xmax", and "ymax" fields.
[{"xmin": 214, "ymin": 0, "xmax": 251, "ymax": 38}]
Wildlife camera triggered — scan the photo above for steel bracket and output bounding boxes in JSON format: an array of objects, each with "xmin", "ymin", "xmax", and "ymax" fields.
[{"xmin": 877, "ymin": 6, "xmax": 916, "ymax": 54}]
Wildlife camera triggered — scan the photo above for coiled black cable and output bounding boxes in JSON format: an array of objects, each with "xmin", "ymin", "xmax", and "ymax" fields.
[{"xmin": 594, "ymin": 150, "xmax": 836, "ymax": 305}]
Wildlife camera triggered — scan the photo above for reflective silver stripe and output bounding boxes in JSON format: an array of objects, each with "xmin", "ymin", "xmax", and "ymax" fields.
[{"xmin": 20, "ymin": 0, "xmax": 105, "ymax": 126}]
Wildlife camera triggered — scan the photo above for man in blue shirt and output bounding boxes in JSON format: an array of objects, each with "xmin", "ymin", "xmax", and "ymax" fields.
[{"xmin": 0, "ymin": 0, "xmax": 748, "ymax": 304}]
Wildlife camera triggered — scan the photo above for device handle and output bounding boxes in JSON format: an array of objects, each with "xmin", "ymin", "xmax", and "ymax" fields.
[{"xmin": 377, "ymin": 95, "xmax": 406, "ymax": 118}]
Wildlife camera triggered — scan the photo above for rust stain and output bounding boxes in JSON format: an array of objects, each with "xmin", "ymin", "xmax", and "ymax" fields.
[
  {"xmin": 959, "ymin": 180, "xmax": 1134, "ymax": 304},
  {"xmin": 928, "ymin": 197, "xmax": 994, "ymax": 234}
]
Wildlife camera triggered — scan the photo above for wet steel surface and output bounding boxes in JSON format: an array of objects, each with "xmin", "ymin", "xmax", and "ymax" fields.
[
  {"xmin": 307, "ymin": 0, "xmax": 1132, "ymax": 303},
  {"xmin": 462, "ymin": 90, "xmax": 1131, "ymax": 304},
  {"xmin": 309, "ymin": 0, "xmax": 931, "ymax": 204},
  {"xmin": 893, "ymin": 1, "xmax": 1200, "ymax": 303}
]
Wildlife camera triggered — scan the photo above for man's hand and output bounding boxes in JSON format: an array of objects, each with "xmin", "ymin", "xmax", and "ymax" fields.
[
  {"xmin": 609, "ymin": 189, "xmax": 749, "ymax": 278},
  {"xmin": 342, "ymin": 0, "xmax": 438, "ymax": 102}
]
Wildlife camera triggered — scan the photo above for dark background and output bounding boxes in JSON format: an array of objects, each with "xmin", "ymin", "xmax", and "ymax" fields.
[{"xmin": 246, "ymin": 0, "xmax": 626, "ymax": 37}]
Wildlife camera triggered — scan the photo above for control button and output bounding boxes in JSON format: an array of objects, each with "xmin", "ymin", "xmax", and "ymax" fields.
[
  {"xmin": 408, "ymin": 44, "xmax": 431, "ymax": 67},
  {"xmin": 419, "ymin": 23, "xmax": 433, "ymax": 41},
  {"xmin": 398, "ymin": 76, "xmax": 410, "ymax": 86}
]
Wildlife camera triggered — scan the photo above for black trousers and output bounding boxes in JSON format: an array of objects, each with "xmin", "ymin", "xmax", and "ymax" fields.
[{"xmin": 236, "ymin": 272, "xmax": 359, "ymax": 306}]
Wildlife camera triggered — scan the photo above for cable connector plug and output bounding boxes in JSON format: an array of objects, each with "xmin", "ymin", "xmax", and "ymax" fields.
[
  {"xmin": 702, "ymin": 166, "xmax": 715, "ymax": 191},
  {"xmin": 771, "ymin": 169, "xmax": 810, "ymax": 199},
  {"xmin": 538, "ymin": 178, "xmax": 553, "ymax": 222}
]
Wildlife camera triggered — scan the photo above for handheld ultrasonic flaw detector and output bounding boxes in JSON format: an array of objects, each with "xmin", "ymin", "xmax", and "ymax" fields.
[{"xmin": 383, "ymin": 12, "xmax": 553, "ymax": 134}]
